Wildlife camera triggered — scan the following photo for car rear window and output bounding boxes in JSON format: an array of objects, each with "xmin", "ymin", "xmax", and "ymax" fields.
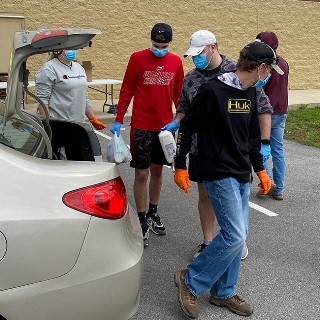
[{"xmin": 0, "ymin": 100, "xmax": 42, "ymax": 155}]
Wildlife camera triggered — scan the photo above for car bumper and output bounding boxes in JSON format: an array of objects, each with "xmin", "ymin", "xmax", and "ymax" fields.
[{"xmin": 0, "ymin": 204, "xmax": 143, "ymax": 320}]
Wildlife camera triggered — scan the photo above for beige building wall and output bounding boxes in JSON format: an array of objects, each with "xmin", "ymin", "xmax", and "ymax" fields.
[
  {"xmin": 1, "ymin": 0, "xmax": 320, "ymax": 100},
  {"xmin": 0, "ymin": 13, "xmax": 25, "ymax": 73}
]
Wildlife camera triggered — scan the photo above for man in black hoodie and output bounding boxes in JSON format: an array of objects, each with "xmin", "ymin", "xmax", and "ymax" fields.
[
  {"xmin": 173, "ymin": 41, "xmax": 283, "ymax": 319},
  {"xmin": 163, "ymin": 30, "xmax": 274, "ymax": 261},
  {"xmin": 256, "ymin": 32, "xmax": 289, "ymax": 200}
]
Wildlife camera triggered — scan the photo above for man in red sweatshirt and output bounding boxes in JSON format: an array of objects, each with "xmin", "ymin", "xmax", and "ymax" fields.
[
  {"xmin": 110, "ymin": 23, "xmax": 184, "ymax": 247},
  {"xmin": 255, "ymin": 32, "xmax": 289, "ymax": 200}
]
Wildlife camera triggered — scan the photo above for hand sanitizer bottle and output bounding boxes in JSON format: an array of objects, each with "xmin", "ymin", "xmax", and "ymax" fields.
[{"xmin": 158, "ymin": 130, "xmax": 176, "ymax": 163}]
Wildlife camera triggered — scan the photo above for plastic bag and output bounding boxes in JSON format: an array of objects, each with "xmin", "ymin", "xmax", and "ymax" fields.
[{"xmin": 106, "ymin": 133, "xmax": 132, "ymax": 164}]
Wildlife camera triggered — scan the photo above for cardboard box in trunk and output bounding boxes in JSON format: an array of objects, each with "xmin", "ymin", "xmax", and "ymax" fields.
[{"xmin": 82, "ymin": 61, "xmax": 93, "ymax": 82}]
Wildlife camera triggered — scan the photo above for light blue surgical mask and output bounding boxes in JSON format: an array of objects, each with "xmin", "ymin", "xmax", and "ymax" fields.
[
  {"xmin": 254, "ymin": 73, "xmax": 271, "ymax": 88},
  {"xmin": 151, "ymin": 46, "xmax": 169, "ymax": 57},
  {"xmin": 64, "ymin": 50, "xmax": 77, "ymax": 61},
  {"xmin": 192, "ymin": 53, "xmax": 210, "ymax": 70}
]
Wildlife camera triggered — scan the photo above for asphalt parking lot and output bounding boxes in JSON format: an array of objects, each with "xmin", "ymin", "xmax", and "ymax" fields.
[{"xmin": 99, "ymin": 120, "xmax": 320, "ymax": 320}]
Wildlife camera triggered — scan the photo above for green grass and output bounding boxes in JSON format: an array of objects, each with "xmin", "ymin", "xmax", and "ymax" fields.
[{"xmin": 285, "ymin": 105, "xmax": 320, "ymax": 148}]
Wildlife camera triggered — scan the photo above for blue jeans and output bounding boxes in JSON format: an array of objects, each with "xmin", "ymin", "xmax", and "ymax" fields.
[
  {"xmin": 184, "ymin": 177, "xmax": 250, "ymax": 298},
  {"xmin": 264, "ymin": 114, "xmax": 287, "ymax": 195}
]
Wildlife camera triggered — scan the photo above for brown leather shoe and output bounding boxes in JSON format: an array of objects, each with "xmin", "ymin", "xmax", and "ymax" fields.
[
  {"xmin": 210, "ymin": 294, "xmax": 253, "ymax": 316},
  {"xmin": 266, "ymin": 186, "xmax": 284, "ymax": 200},
  {"xmin": 272, "ymin": 193, "xmax": 284, "ymax": 200},
  {"xmin": 174, "ymin": 269, "xmax": 198, "ymax": 319},
  {"xmin": 256, "ymin": 183, "xmax": 276, "ymax": 197}
]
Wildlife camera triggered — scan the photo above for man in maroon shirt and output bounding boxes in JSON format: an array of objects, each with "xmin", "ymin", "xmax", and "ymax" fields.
[{"xmin": 256, "ymin": 32, "xmax": 289, "ymax": 200}]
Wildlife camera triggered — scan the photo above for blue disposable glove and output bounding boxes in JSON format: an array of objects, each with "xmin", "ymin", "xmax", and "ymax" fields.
[
  {"xmin": 161, "ymin": 120, "xmax": 179, "ymax": 134},
  {"xmin": 110, "ymin": 121, "xmax": 121, "ymax": 137},
  {"xmin": 260, "ymin": 143, "xmax": 271, "ymax": 163}
]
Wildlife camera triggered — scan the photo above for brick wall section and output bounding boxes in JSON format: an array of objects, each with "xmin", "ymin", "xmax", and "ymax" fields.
[{"xmin": 2, "ymin": 0, "xmax": 320, "ymax": 100}]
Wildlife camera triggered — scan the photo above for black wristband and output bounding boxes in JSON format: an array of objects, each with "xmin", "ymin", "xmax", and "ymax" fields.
[{"xmin": 261, "ymin": 139, "xmax": 270, "ymax": 145}]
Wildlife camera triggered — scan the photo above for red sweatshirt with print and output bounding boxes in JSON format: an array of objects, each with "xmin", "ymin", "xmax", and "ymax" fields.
[{"xmin": 115, "ymin": 49, "xmax": 184, "ymax": 131}]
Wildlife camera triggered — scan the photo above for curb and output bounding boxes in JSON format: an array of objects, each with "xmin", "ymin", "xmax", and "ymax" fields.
[{"xmin": 288, "ymin": 102, "xmax": 319, "ymax": 110}]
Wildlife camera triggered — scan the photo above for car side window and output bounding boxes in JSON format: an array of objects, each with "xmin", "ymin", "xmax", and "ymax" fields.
[{"xmin": 0, "ymin": 100, "xmax": 42, "ymax": 155}]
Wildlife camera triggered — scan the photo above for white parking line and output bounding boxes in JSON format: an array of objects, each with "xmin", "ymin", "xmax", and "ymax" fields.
[
  {"xmin": 249, "ymin": 201, "xmax": 278, "ymax": 216},
  {"xmin": 94, "ymin": 128, "xmax": 127, "ymax": 142},
  {"xmin": 94, "ymin": 130, "xmax": 112, "ymax": 140}
]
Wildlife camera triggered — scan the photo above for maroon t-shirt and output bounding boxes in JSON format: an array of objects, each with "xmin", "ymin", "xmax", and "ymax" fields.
[
  {"xmin": 257, "ymin": 32, "xmax": 289, "ymax": 115},
  {"xmin": 264, "ymin": 55, "xmax": 289, "ymax": 115}
]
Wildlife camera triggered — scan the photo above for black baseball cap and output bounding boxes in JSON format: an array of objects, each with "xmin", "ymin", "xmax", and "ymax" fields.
[
  {"xmin": 244, "ymin": 41, "xmax": 284, "ymax": 75},
  {"xmin": 151, "ymin": 23, "xmax": 172, "ymax": 43}
]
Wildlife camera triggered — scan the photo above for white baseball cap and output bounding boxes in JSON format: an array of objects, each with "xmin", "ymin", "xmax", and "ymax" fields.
[{"xmin": 184, "ymin": 30, "xmax": 217, "ymax": 57}]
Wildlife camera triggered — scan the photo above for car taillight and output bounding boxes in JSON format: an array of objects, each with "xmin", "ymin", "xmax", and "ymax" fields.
[{"xmin": 63, "ymin": 177, "xmax": 127, "ymax": 220}]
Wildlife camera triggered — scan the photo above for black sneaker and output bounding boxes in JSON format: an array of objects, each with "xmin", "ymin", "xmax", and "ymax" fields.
[
  {"xmin": 193, "ymin": 242, "xmax": 209, "ymax": 260},
  {"xmin": 146, "ymin": 212, "xmax": 166, "ymax": 235},
  {"xmin": 140, "ymin": 221, "xmax": 149, "ymax": 248}
]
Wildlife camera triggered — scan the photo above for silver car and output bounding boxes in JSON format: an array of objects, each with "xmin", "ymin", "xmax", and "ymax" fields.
[{"xmin": 0, "ymin": 28, "xmax": 143, "ymax": 320}]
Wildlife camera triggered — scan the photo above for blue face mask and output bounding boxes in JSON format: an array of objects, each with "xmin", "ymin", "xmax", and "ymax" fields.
[
  {"xmin": 192, "ymin": 53, "xmax": 210, "ymax": 70},
  {"xmin": 254, "ymin": 73, "xmax": 271, "ymax": 88},
  {"xmin": 151, "ymin": 46, "xmax": 169, "ymax": 57},
  {"xmin": 64, "ymin": 50, "xmax": 77, "ymax": 61}
]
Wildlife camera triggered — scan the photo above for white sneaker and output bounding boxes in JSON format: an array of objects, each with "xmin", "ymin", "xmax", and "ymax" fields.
[{"xmin": 241, "ymin": 242, "xmax": 249, "ymax": 260}]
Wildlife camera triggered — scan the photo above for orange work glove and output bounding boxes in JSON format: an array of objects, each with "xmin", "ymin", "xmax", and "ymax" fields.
[
  {"xmin": 256, "ymin": 169, "xmax": 272, "ymax": 195},
  {"xmin": 174, "ymin": 169, "xmax": 190, "ymax": 195},
  {"xmin": 89, "ymin": 117, "xmax": 107, "ymax": 130}
]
